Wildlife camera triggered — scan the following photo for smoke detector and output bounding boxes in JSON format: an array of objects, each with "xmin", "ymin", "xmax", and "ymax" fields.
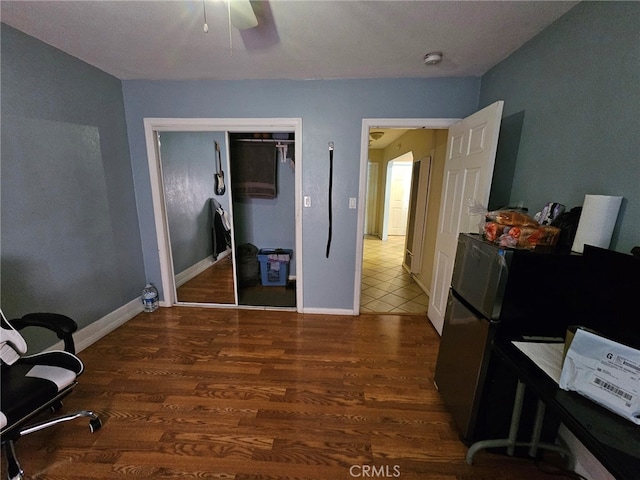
[{"xmin": 424, "ymin": 52, "xmax": 443, "ymax": 65}]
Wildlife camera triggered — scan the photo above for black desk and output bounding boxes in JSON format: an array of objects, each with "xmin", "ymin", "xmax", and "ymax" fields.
[{"xmin": 471, "ymin": 337, "xmax": 640, "ymax": 480}]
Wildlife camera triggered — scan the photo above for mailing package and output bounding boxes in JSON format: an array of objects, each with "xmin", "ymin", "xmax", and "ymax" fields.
[{"xmin": 560, "ymin": 328, "xmax": 640, "ymax": 425}]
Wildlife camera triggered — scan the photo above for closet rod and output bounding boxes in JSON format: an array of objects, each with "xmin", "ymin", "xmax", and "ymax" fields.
[{"xmin": 232, "ymin": 138, "xmax": 295, "ymax": 144}]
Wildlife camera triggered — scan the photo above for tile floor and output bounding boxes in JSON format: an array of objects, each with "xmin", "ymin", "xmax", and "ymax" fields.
[{"xmin": 360, "ymin": 235, "xmax": 430, "ymax": 314}]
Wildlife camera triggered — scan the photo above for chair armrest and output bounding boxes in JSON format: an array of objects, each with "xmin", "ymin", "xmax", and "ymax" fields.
[{"xmin": 11, "ymin": 313, "xmax": 78, "ymax": 354}]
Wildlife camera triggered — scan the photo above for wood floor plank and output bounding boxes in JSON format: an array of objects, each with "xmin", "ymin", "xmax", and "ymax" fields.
[{"xmin": 2, "ymin": 307, "xmax": 571, "ymax": 479}]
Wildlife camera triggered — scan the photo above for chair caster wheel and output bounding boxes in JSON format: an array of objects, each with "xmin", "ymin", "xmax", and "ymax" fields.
[
  {"xmin": 49, "ymin": 400, "xmax": 63, "ymax": 413},
  {"xmin": 89, "ymin": 417, "xmax": 102, "ymax": 433}
]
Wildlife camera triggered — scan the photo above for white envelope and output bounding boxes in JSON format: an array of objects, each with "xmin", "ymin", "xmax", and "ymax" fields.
[{"xmin": 559, "ymin": 328, "xmax": 640, "ymax": 425}]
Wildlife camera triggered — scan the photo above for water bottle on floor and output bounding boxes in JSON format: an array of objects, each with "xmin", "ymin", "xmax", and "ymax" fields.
[{"xmin": 142, "ymin": 283, "xmax": 158, "ymax": 312}]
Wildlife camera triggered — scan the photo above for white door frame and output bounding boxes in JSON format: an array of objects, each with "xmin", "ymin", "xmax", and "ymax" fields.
[
  {"xmin": 355, "ymin": 118, "xmax": 458, "ymax": 314},
  {"xmin": 143, "ymin": 117, "xmax": 304, "ymax": 311},
  {"xmin": 364, "ymin": 161, "xmax": 379, "ymax": 236}
]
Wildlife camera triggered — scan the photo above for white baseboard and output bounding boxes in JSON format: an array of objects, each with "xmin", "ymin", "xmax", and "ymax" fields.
[
  {"xmin": 411, "ymin": 274, "xmax": 431, "ymax": 297},
  {"xmin": 174, "ymin": 250, "xmax": 232, "ymax": 288},
  {"xmin": 174, "ymin": 255, "xmax": 215, "ymax": 288},
  {"xmin": 302, "ymin": 307, "xmax": 355, "ymax": 315},
  {"xmin": 48, "ymin": 298, "xmax": 143, "ymax": 354}
]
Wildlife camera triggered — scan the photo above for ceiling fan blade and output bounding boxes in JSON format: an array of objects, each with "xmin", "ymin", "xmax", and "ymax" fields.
[
  {"xmin": 230, "ymin": 0, "xmax": 258, "ymax": 30},
  {"xmin": 238, "ymin": 1, "xmax": 280, "ymax": 50}
]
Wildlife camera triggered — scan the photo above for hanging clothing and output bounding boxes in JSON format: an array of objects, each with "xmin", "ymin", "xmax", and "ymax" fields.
[
  {"xmin": 210, "ymin": 198, "xmax": 231, "ymax": 259},
  {"xmin": 230, "ymin": 141, "xmax": 277, "ymax": 199}
]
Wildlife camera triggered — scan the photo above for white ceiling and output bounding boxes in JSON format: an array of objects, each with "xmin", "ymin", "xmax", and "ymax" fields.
[{"xmin": 1, "ymin": 0, "xmax": 578, "ymax": 81}]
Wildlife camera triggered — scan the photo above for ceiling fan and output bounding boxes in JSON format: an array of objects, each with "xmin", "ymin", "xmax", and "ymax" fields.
[
  {"xmin": 203, "ymin": 0, "xmax": 256, "ymax": 31},
  {"xmin": 203, "ymin": 0, "xmax": 278, "ymax": 50},
  {"xmin": 229, "ymin": 0, "xmax": 258, "ymax": 30}
]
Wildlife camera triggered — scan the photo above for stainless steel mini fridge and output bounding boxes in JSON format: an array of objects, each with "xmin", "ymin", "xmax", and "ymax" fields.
[{"xmin": 434, "ymin": 233, "xmax": 583, "ymax": 444}]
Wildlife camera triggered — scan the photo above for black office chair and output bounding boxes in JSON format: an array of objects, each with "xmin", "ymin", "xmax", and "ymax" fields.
[{"xmin": 0, "ymin": 310, "xmax": 101, "ymax": 480}]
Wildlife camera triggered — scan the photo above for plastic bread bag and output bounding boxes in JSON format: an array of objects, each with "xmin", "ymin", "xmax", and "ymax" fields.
[
  {"xmin": 486, "ymin": 209, "xmax": 539, "ymax": 227},
  {"xmin": 513, "ymin": 225, "xmax": 561, "ymax": 249},
  {"xmin": 560, "ymin": 328, "xmax": 640, "ymax": 425},
  {"xmin": 498, "ymin": 232, "xmax": 518, "ymax": 248},
  {"xmin": 483, "ymin": 221, "xmax": 503, "ymax": 242},
  {"xmin": 502, "ymin": 225, "xmax": 538, "ymax": 248},
  {"xmin": 466, "ymin": 198, "xmax": 489, "ymax": 234}
]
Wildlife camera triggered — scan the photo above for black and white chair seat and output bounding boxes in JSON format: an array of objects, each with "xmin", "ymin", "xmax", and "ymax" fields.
[{"xmin": 1, "ymin": 310, "xmax": 101, "ymax": 480}]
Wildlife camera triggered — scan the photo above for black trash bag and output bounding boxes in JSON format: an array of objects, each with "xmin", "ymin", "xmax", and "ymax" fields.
[{"xmin": 236, "ymin": 243, "xmax": 260, "ymax": 287}]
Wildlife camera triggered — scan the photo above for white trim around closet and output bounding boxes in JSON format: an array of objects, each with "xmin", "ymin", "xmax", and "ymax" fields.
[{"xmin": 143, "ymin": 117, "xmax": 303, "ymax": 312}]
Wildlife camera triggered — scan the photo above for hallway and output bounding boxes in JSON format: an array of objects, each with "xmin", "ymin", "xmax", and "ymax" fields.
[{"xmin": 360, "ymin": 235, "xmax": 429, "ymax": 314}]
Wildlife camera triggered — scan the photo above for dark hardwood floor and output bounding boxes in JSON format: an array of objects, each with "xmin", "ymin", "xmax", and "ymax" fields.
[{"xmin": 4, "ymin": 307, "xmax": 570, "ymax": 479}]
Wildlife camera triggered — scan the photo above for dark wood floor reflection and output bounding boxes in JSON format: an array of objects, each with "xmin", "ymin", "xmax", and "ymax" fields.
[
  {"xmin": 176, "ymin": 256, "xmax": 296, "ymax": 308},
  {"xmin": 5, "ymin": 308, "xmax": 567, "ymax": 479},
  {"xmin": 177, "ymin": 255, "xmax": 236, "ymax": 304}
]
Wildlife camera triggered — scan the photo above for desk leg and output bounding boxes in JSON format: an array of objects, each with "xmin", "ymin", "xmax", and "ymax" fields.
[
  {"xmin": 529, "ymin": 399, "xmax": 575, "ymax": 469},
  {"xmin": 506, "ymin": 379, "xmax": 526, "ymax": 456},
  {"xmin": 466, "ymin": 379, "xmax": 526, "ymax": 464},
  {"xmin": 528, "ymin": 399, "xmax": 546, "ymax": 457},
  {"xmin": 466, "ymin": 381, "xmax": 574, "ymax": 469}
]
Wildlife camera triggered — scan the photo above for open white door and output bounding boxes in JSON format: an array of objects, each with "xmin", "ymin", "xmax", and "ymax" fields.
[
  {"xmin": 388, "ymin": 161, "xmax": 412, "ymax": 236},
  {"xmin": 404, "ymin": 156, "xmax": 432, "ymax": 274},
  {"xmin": 427, "ymin": 101, "xmax": 504, "ymax": 335}
]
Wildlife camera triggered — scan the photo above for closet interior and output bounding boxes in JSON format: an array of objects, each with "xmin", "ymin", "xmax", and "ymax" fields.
[{"xmin": 159, "ymin": 130, "xmax": 296, "ymax": 309}]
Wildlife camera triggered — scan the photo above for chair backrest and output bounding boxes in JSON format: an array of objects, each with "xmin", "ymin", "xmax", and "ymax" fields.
[{"xmin": 0, "ymin": 310, "xmax": 28, "ymax": 366}]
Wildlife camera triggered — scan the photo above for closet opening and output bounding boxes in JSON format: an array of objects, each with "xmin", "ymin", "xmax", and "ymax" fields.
[
  {"xmin": 143, "ymin": 117, "xmax": 303, "ymax": 312},
  {"xmin": 229, "ymin": 132, "xmax": 296, "ymax": 308}
]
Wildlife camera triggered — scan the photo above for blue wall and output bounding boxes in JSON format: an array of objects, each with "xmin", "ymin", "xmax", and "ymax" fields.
[
  {"xmin": 122, "ymin": 78, "xmax": 480, "ymax": 310},
  {"xmin": 479, "ymin": 1, "xmax": 640, "ymax": 253},
  {"xmin": 1, "ymin": 25, "xmax": 145, "ymax": 348}
]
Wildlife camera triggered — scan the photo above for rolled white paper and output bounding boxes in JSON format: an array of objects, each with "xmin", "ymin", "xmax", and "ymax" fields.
[{"xmin": 572, "ymin": 194, "xmax": 623, "ymax": 253}]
